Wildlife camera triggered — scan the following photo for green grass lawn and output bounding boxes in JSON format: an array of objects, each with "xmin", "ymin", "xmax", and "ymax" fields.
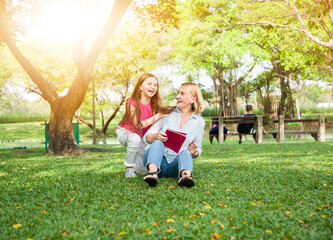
[
  {"xmin": 0, "ymin": 142, "xmax": 332, "ymax": 239},
  {"xmin": 0, "ymin": 120, "xmax": 119, "ymax": 142}
]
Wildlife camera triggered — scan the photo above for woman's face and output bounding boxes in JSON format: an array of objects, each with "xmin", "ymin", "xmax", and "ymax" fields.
[
  {"xmin": 140, "ymin": 77, "xmax": 158, "ymax": 98},
  {"xmin": 176, "ymin": 87, "xmax": 196, "ymax": 110}
]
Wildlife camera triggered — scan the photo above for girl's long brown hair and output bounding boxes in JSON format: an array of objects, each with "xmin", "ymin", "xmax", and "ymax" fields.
[{"xmin": 119, "ymin": 73, "xmax": 175, "ymax": 136}]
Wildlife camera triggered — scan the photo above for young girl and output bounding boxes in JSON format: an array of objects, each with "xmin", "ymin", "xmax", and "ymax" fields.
[{"xmin": 116, "ymin": 73, "xmax": 170, "ymax": 178}]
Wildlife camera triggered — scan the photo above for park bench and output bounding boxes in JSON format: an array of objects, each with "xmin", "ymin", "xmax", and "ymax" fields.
[
  {"xmin": 41, "ymin": 121, "xmax": 80, "ymax": 152},
  {"xmin": 269, "ymin": 115, "xmax": 326, "ymax": 142},
  {"xmin": 209, "ymin": 115, "xmax": 268, "ymax": 144}
]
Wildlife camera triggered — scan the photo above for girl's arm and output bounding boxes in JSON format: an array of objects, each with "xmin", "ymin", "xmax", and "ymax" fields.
[
  {"xmin": 142, "ymin": 113, "xmax": 169, "ymax": 128},
  {"xmin": 129, "ymin": 104, "xmax": 168, "ymax": 129}
]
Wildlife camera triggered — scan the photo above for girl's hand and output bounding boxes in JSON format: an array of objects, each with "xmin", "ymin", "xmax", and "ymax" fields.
[
  {"xmin": 156, "ymin": 132, "xmax": 168, "ymax": 142},
  {"xmin": 188, "ymin": 140, "xmax": 198, "ymax": 157},
  {"xmin": 157, "ymin": 113, "xmax": 170, "ymax": 120}
]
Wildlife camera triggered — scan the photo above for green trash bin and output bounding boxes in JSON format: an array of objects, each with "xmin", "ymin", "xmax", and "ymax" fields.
[{"xmin": 42, "ymin": 121, "xmax": 80, "ymax": 152}]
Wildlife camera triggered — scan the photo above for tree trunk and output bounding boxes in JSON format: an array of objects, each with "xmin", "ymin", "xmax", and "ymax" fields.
[
  {"xmin": 47, "ymin": 101, "xmax": 82, "ymax": 155},
  {"xmin": 101, "ymin": 105, "xmax": 123, "ymax": 134},
  {"xmin": 277, "ymin": 72, "xmax": 294, "ymax": 118},
  {"xmin": 221, "ymin": 80, "xmax": 225, "ymax": 117},
  {"xmin": 264, "ymin": 74, "xmax": 272, "ymax": 115},
  {"xmin": 101, "ymin": 111, "xmax": 105, "ymax": 128},
  {"xmin": 212, "ymin": 78, "xmax": 219, "ymax": 115},
  {"xmin": 286, "ymin": 78, "xmax": 295, "ymax": 117},
  {"xmin": 330, "ymin": 82, "xmax": 333, "ymax": 105},
  {"xmin": 217, "ymin": 78, "xmax": 226, "ymax": 116},
  {"xmin": 277, "ymin": 76, "xmax": 287, "ymax": 117}
]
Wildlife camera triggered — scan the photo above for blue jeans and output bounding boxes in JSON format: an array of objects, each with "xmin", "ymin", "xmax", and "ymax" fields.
[{"xmin": 143, "ymin": 140, "xmax": 193, "ymax": 179}]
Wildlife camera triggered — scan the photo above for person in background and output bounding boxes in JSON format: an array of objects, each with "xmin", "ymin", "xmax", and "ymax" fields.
[
  {"xmin": 142, "ymin": 83, "xmax": 205, "ymax": 188},
  {"xmin": 209, "ymin": 123, "xmax": 228, "ymax": 144},
  {"xmin": 237, "ymin": 104, "xmax": 266, "ymax": 143},
  {"xmin": 116, "ymin": 73, "xmax": 170, "ymax": 178}
]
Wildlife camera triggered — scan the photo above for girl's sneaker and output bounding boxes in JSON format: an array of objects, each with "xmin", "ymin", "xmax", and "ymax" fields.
[{"xmin": 125, "ymin": 168, "xmax": 137, "ymax": 178}]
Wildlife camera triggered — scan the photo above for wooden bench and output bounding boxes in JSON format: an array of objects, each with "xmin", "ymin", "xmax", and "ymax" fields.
[
  {"xmin": 209, "ymin": 115, "xmax": 268, "ymax": 144},
  {"xmin": 269, "ymin": 115, "xmax": 326, "ymax": 142}
]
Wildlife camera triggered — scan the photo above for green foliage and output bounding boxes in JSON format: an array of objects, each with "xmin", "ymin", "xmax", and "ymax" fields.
[
  {"xmin": 0, "ymin": 142, "xmax": 332, "ymax": 239},
  {"xmin": 0, "ymin": 48, "xmax": 12, "ymax": 89},
  {"xmin": 302, "ymin": 83, "xmax": 331, "ymax": 104},
  {"xmin": 300, "ymin": 106, "xmax": 333, "ymax": 115},
  {"xmin": 201, "ymin": 107, "xmax": 222, "ymax": 117},
  {"xmin": 132, "ymin": 0, "xmax": 180, "ymax": 30},
  {"xmin": 0, "ymin": 114, "xmax": 49, "ymax": 124},
  {"xmin": 0, "ymin": 98, "xmax": 50, "ymax": 123}
]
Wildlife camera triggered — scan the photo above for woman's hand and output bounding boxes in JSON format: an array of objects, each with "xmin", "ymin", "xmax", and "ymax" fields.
[
  {"xmin": 188, "ymin": 140, "xmax": 199, "ymax": 158},
  {"xmin": 147, "ymin": 132, "xmax": 168, "ymax": 144},
  {"xmin": 156, "ymin": 132, "xmax": 168, "ymax": 142}
]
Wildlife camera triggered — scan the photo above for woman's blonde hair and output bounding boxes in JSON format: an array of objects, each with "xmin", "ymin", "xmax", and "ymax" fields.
[{"xmin": 180, "ymin": 83, "xmax": 205, "ymax": 114}]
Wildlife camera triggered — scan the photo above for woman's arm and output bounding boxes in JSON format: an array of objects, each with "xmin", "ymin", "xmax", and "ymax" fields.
[
  {"xmin": 188, "ymin": 117, "xmax": 205, "ymax": 159},
  {"xmin": 146, "ymin": 132, "xmax": 168, "ymax": 144},
  {"xmin": 143, "ymin": 118, "xmax": 165, "ymax": 144}
]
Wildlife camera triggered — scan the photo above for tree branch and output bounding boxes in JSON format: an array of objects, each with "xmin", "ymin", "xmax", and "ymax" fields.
[
  {"xmin": 65, "ymin": 0, "xmax": 132, "ymax": 113},
  {"xmin": 323, "ymin": 0, "xmax": 333, "ymax": 28},
  {"xmin": 86, "ymin": 0, "xmax": 133, "ymax": 74},
  {"xmin": 236, "ymin": 63, "xmax": 256, "ymax": 86},
  {"xmin": 101, "ymin": 80, "xmax": 129, "ymax": 134},
  {"xmin": 313, "ymin": 0, "xmax": 332, "ymax": 37},
  {"xmin": 0, "ymin": 0, "xmax": 58, "ymax": 104},
  {"xmin": 27, "ymin": 88, "xmax": 43, "ymax": 97},
  {"xmin": 75, "ymin": 115, "xmax": 102, "ymax": 134},
  {"xmin": 220, "ymin": 21, "xmax": 333, "ymax": 50}
]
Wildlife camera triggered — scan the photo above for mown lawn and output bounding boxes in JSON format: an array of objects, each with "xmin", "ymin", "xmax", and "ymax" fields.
[
  {"xmin": 0, "ymin": 142, "xmax": 332, "ymax": 239},
  {"xmin": 0, "ymin": 120, "xmax": 119, "ymax": 142}
]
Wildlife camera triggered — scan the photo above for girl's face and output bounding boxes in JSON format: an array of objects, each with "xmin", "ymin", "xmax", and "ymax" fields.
[
  {"xmin": 140, "ymin": 77, "xmax": 158, "ymax": 98},
  {"xmin": 176, "ymin": 86, "xmax": 196, "ymax": 110}
]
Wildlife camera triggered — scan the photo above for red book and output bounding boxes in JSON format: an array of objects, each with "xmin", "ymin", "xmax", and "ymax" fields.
[{"xmin": 164, "ymin": 128, "xmax": 187, "ymax": 153}]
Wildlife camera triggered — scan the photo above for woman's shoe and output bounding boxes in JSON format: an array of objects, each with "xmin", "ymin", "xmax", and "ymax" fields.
[
  {"xmin": 178, "ymin": 174, "xmax": 195, "ymax": 188},
  {"xmin": 144, "ymin": 171, "xmax": 158, "ymax": 187}
]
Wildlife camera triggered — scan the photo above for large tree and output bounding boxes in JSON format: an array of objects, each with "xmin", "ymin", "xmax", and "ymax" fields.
[
  {"xmin": 174, "ymin": 0, "xmax": 268, "ymax": 116},
  {"xmin": 0, "ymin": 0, "xmax": 132, "ymax": 155}
]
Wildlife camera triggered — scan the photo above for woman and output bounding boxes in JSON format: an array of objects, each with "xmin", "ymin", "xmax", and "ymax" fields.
[{"xmin": 142, "ymin": 83, "xmax": 205, "ymax": 187}]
